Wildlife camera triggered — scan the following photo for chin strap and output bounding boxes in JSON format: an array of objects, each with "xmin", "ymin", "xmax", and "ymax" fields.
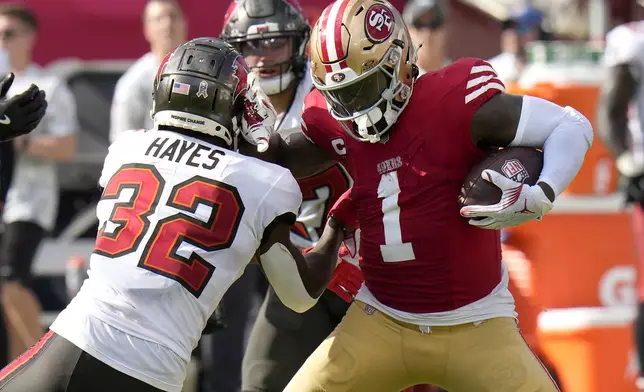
[{"xmin": 257, "ymin": 66, "xmax": 296, "ymax": 95}]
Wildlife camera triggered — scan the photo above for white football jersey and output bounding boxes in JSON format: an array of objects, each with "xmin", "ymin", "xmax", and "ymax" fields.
[
  {"xmin": 604, "ymin": 22, "xmax": 644, "ymax": 160},
  {"xmin": 51, "ymin": 128, "xmax": 301, "ymax": 391}
]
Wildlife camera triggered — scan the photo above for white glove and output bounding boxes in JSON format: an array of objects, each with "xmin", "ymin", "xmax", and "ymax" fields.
[
  {"xmin": 241, "ymin": 72, "xmax": 276, "ymax": 153},
  {"xmin": 616, "ymin": 151, "xmax": 644, "ymax": 177},
  {"xmin": 459, "ymin": 169, "xmax": 553, "ymax": 230}
]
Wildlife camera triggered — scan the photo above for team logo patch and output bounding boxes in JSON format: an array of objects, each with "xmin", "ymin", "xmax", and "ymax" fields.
[
  {"xmin": 365, "ymin": 4, "xmax": 394, "ymax": 43},
  {"xmin": 501, "ymin": 159, "xmax": 530, "ymax": 183},
  {"xmin": 196, "ymin": 80, "xmax": 209, "ymax": 98},
  {"xmin": 331, "ymin": 72, "xmax": 346, "ymax": 83},
  {"xmin": 399, "ymin": 85, "xmax": 411, "ymax": 100},
  {"xmin": 231, "ymin": 57, "xmax": 250, "ymax": 100}
]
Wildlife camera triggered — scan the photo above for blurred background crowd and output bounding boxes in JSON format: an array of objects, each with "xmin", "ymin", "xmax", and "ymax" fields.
[{"xmin": 0, "ymin": 0, "xmax": 638, "ymax": 391}]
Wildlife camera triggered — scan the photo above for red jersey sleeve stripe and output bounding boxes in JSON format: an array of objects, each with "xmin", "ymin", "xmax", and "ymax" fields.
[
  {"xmin": 464, "ymin": 62, "xmax": 505, "ymax": 104},
  {"xmin": 465, "ymin": 82, "xmax": 505, "ymax": 104},
  {"xmin": 467, "ymin": 74, "xmax": 502, "ymax": 89},
  {"xmin": 470, "ymin": 64, "xmax": 498, "ymax": 75}
]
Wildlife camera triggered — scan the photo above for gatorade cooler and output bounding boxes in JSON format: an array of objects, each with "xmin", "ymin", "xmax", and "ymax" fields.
[
  {"xmin": 538, "ymin": 307, "xmax": 639, "ymax": 392},
  {"xmin": 503, "ymin": 197, "xmax": 637, "ymax": 310},
  {"xmin": 506, "ymin": 41, "xmax": 616, "ymax": 196}
]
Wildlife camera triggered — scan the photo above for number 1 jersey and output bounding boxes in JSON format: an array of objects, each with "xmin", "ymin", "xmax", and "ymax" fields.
[
  {"xmin": 301, "ymin": 58, "xmax": 512, "ymax": 319},
  {"xmin": 50, "ymin": 128, "xmax": 301, "ymax": 391}
]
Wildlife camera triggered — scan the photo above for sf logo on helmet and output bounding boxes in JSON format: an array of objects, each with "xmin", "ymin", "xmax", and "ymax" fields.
[{"xmin": 365, "ymin": 4, "xmax": 394, "ymax": 43}]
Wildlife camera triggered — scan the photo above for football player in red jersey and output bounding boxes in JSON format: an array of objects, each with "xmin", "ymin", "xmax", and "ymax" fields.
[{"xmin": 235, "ymin": 0, "xmax": 594, "ymax": 390}]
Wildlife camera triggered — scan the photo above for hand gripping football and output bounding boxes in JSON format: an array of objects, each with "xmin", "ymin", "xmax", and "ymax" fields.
[{"xmin": 458, "ymin": 147, "xmax": 544, "ymax": 208}]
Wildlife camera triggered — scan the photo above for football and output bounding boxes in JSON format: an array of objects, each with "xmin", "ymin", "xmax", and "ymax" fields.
[{"xmin": 458, "ymin": 147, "xmax": 544, "ymax": 209}]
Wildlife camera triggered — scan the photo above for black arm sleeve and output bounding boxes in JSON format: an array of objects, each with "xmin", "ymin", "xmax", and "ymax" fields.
[{"xmin": 0, "ymin": 140, "xmax": 15, "ymax": 204}]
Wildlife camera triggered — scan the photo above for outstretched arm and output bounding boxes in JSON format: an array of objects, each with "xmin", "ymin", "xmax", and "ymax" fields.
[
  {"xmin": 257, "ymin": 215, "xmax": 345, "ymax": 313},
  {"xmin": 274, "ymin": 132, "xmax": 336, "ymax": 179}
]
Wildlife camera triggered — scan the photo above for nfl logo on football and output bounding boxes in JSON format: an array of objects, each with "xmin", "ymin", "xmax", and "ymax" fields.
[{"xmin": 501, "ymin": 159, "xmax": 529, "ymax": 183}]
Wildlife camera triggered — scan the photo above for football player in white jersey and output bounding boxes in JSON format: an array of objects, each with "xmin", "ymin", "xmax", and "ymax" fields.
[
  {"xmin": 219, "ymin": 1, "xmax": 363, "ymax": 391},
  {"xmin": 598, "ymin": 20, "xmax": 644, "ymax": 391},
  {"xmin": 0, "ymin": 37, "xmax": 346, "ymax": 392}
]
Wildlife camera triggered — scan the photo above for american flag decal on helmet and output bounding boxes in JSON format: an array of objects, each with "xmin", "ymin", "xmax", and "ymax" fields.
[{"xmin": 464, "ymin": 62, "xmax": 505, "ymax": 104}]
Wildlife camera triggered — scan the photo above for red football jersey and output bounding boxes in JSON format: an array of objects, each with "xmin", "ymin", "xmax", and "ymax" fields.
[
  {"xmin": 290, "ymin": 163, "xmax": 352, "ymax": 245},
  {"xmin": 301, "ymin": 58, "xmax": 505, "ymax": 313}
]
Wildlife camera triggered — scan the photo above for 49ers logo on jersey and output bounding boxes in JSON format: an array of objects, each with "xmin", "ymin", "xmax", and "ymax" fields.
[
  {"xmin": 365, "ymin": 4, "xmax": 394, "ymax": 43},
  {"xmin": 501, "ymin": 159, "xmax": 530, "ymax": 183}
]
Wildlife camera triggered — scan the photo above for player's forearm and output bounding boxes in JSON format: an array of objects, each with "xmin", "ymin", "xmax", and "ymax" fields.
[
  {"xmin": 597, "ymin": 100, "xmax": 639, "ymax": 177},
  {"xmin": 509, "ymin": 96, "xmax": 593, "ymax": 197},
  {"xmin": 596, "ymin": 64, "xmax": 638, "ymax": 160},
  {"xmin": 259, "ymin": 220, "xmax": 343, "ymax": 313},
  {"xmin": 24, "ymin": 134, "xmax": 76, "ymax": 161},
  {"xmin": 260, "ymin": 241, "xmax": 323, "ymax": 313},
  {"xmin": 596, "ymin": 95, "xmax": 629, "ymax": 158},
  {"xmin": 301, "ymin": 219, "xmax": 345, "ymax": 297}
]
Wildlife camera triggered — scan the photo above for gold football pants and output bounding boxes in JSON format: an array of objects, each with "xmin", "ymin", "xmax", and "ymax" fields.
[{"xmin": 284, "ymin": 301, "xmax": 559, "ymax": 392}]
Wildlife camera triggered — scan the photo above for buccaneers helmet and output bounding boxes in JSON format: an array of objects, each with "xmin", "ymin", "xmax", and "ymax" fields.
[
  {"xmin": 152, "ymin": 37, "xmax": 250, "ymax": 148},
  {"xmin": 310, "ymin": 0, "xmax": 418, "ymax": 143},
  {"xmin": 220, "ymin": 0, "xmax": 310, "ymax": 95}
]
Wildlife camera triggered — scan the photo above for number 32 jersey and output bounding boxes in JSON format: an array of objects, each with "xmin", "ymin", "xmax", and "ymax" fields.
[
  {"xmin": 51, "ymin": 129, "xmax": 301, "ymax": 392},
  {"xmin": 301, "ymin": 58, "xmax": 515, "ymax": 322}
]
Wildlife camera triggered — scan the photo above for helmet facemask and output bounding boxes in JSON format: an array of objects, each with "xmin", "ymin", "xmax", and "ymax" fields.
[
  {"xmin": 235, "ymin": 36, "xmax": 302, "ymax": 96},
  {"xmin": 313, "ymin": 44, "xmax": 413, "ymax": 143},
  {"xmin": 220, "ymin": 0, "xmax": 311, "ymax": 96}
]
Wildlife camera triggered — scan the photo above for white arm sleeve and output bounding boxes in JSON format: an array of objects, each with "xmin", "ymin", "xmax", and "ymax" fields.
[
  {"xmin": 509, "ymin": 96, "xmax": 593, "ymax": 196},
  {"xmin": 258, "ymin": 172, "xmax": 315, "ymax": 313},
  {"xmin": 261, "ymin": 242, "xmax": 318, "ymax": 313}
]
